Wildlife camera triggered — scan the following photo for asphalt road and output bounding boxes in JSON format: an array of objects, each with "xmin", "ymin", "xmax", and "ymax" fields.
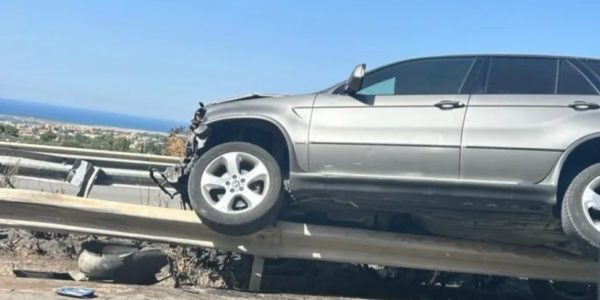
[{"xmin": 13, "ymin": 176, "xmax": 181, "ymax": 208}]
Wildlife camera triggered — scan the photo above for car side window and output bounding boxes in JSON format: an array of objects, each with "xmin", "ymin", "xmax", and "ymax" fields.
[
  {"xmin": 357, "ymin": 57, "xmax": 474, "ymax": 96},
  {"xmin": 582, "ymin": 60, "xmax": 600, "ymax": 81},
  {"xmin": 485, "ymin": 57, "xmax": 557, "ymax": 94},
  {"xmin": 358, "ymin": 77, "xmax": 396, "ymax": 95},
  {"xmin": 557, "ymin": 60, "xmax": 597, "ymax": 95}
]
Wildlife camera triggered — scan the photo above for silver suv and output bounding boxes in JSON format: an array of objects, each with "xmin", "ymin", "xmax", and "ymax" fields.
[{"xmin": 160, "ymin": 55, "xmax": 600, "ymax": 255}]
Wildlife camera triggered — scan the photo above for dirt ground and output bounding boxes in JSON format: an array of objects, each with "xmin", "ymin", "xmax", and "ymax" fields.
[{"xmin": 0, "ymin": 276, "xmax": 344, "ymax": 300}]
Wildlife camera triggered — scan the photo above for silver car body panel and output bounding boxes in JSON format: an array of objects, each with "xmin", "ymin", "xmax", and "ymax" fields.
[
  {"xmin": 462, "ymin": 94, "xmax": 600, "ymax": 183},
  {"xmin": 193, "ymin": 55, "xmax": 600, "ymax": 221},
  {"xmin": 309, "ymin": 94, "xmax": 469, "ymax": 179}
]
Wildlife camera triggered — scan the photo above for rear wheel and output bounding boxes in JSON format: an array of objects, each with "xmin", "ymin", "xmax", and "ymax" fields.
[
  {"xmin": 561, "ymin": 163, "xmax": 600, "ymax": 253},
  {"xmin": 188, "ymin": 142, "xmax": 283, "ymax": 236}
]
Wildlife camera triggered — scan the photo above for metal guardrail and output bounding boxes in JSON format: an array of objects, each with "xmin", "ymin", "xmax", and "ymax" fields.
[
  {"xmin": 0, "ymin": 188, "xmax": 595, "ymax": 283},
  {"xmin": 0, "ymin": 142, "xmax": 180, "ymax": 164},
  {"xmin": 0, "ymin": 142, "xmax": 180, "ymax": 196}
]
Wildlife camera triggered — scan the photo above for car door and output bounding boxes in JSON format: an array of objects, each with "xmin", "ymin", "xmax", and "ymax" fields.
[
  {"xmin": 308, "ymin": 56, "xmax": 476, "ymax": 179},
  {"xmin": 461, "ymin": 56, "xmax": 600, "ymax": 183}
]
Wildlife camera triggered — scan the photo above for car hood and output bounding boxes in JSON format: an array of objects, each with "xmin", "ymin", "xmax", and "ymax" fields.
[{"xmin": 208, "ymin": 93, "xmax": 287, "ymax": 106}]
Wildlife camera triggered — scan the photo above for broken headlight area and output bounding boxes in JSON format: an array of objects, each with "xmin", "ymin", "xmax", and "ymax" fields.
[{"xmin": 150, "ymin": 102, "xmax": 210, "ymax": 208}]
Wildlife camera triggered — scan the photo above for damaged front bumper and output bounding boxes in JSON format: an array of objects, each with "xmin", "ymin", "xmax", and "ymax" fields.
[{"xmin": 150, "ymin": 102, "xmax": 210, "ymax": 207}]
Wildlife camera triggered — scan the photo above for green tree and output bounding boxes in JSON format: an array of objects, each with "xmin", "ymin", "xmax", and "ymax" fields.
[
  {"xmin": 73, "ymin": 133, "xmax": 92, "ymax": 144},
  {"xmin": 0, "ymin": 124, "xmax": 19, "ymax": 137},
  {"xmin": 112, "ymin": 137, "xmax": 131, "ymax": 152},
  {"xmin": 143, "ymin": 140, "xmax": 164, "ymax": 155},
  {"xmin": 90, "ymin": 134, "xmax": 114, "ymax": 150},
  {"xmin": 90, "ymin": 134, "xmax": 131, "ymax": 152},
  {"xmin": 40, "ymin": 130, "xmax": 57, "ymax": 142},
  {"xmin": 61, "ymin": 133, "xmax": 92, "ymax": 148}
]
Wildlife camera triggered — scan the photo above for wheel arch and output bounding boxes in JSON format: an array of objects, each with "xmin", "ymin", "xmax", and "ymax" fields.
[
  {"xmin": 547, "ymin": 133, "xmax": 600, "ymax": 211},
  {"xmin": 203, "ymin": 115, "xmax": 300, "ymax": 175}
]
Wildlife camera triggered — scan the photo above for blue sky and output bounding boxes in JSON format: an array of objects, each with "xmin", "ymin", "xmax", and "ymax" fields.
[{"xmin": 1, "ymin": 0, "xmax": 599, "ymax": 121}]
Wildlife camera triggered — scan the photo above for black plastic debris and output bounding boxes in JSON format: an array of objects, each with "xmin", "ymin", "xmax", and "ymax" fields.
[{"xmin": 13, "ymin": 269, "xmax": 73, "ymax": 281}]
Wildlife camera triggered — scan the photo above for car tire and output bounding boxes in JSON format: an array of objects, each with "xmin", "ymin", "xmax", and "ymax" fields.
[
  {"xmin": 188, "ymin": 142, "xmax": 283, "ymax": 236},
  {"xmin": 528, "ymin": 279, "xmax": 596, "ymax": 300},
  {"xmin": 561, "ymin": 163, "xmax": 600, "ymax": 253}
]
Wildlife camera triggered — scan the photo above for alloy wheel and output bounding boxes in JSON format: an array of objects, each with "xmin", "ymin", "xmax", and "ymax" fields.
[{"xmin": 200, "ymin": 151, "xmax": 270, "ymax": 214}]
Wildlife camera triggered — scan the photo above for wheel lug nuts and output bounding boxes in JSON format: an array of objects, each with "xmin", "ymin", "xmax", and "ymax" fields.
[
  {"xmin": 241, "ymin": 179, "xmax": 245, "ymax": 183},
  {"xmin": 232, "ymin": 175, "xmax": 237, "ymax": 179},
  {"xmin": 226, "ymin": 181, "xmax": 230, "ymax": 185},
  {"xmin": 230, "ymin": 189, "xmax": 235, "ymax": 193},
  {"xmin": 240, "ymin": 187, "xmax": 244, "ymax": 191}
]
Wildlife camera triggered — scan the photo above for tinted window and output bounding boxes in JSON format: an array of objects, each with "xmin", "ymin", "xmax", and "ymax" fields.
[
  {"xmin": 557, "ymin": 60, "xmax": 597, "ymax": 95},
  {"xmin": 486, "ymin": 57, "xmax": 557, "ymax": 94},
  {"xmin": 583, "ymin": 60, "xmax": 600, "ymax": 80},
  {"xmin": 357, "ymin": 57, "xmax": 474, "ymax": 95}
]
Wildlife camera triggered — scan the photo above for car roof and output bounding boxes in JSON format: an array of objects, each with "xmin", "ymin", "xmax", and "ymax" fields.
[
  {"xmin": 408, "ymin": 54, "xmax": 599, "ymax": 61},
  {"xmin": 365, "ymin": 54, "xmax": 600, "ymax": 79}
]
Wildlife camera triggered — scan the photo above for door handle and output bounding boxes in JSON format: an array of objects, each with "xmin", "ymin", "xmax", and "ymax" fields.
[
  {"xmin": 434, "ymin": 100, "xmax": 465, "ymax": 110},
  {"xmin": 569, "ymin": 101, "xmax": 600, "ymax": 111}
]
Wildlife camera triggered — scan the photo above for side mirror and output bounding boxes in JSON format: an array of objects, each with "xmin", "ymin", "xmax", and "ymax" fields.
[{"xmin": 344, "ymin": 64, "xmax": 366, "ymax": 95}]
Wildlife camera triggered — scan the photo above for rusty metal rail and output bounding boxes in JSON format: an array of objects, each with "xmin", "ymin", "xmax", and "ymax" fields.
[{"xmin": 0, "ymin": 188, "xmax": 595, "ymax": 283}]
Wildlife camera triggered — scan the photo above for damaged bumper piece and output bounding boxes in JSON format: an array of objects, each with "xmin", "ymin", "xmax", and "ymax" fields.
[{"xmin": 150, "ymin": 102, "xmax": 209, "ymax": 206}]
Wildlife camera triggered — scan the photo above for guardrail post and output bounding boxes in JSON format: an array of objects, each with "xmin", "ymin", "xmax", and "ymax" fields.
[
  {"xmin": 248, "ymin": 256, "xmax": 265, "ymax": 292},
  {"xmin": 81, "ymin": 167, "xmax": 100, "ymax": 198},
  {"xmin": 67, "ymin": 160, "xmax": 100, "ymax": 198}
]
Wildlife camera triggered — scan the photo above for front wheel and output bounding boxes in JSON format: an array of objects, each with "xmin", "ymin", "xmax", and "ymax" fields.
[{"xmin": 188, "ymin": 142, "xmax": 284, "ymax": 236}]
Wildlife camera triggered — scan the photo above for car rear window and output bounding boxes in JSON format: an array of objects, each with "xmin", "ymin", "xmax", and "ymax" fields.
[
  {"xmin": 557, "ymin": 60, "xmax": 597, "ymax": 95},
  {"xmin": 485, "ymin": 57, "xmax": 557, "ymax": 94}
]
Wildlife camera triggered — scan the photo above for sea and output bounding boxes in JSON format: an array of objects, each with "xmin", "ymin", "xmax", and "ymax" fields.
[{"xmin": 0, "ymin": 98, "xmax": 187, "ymax": 133}]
